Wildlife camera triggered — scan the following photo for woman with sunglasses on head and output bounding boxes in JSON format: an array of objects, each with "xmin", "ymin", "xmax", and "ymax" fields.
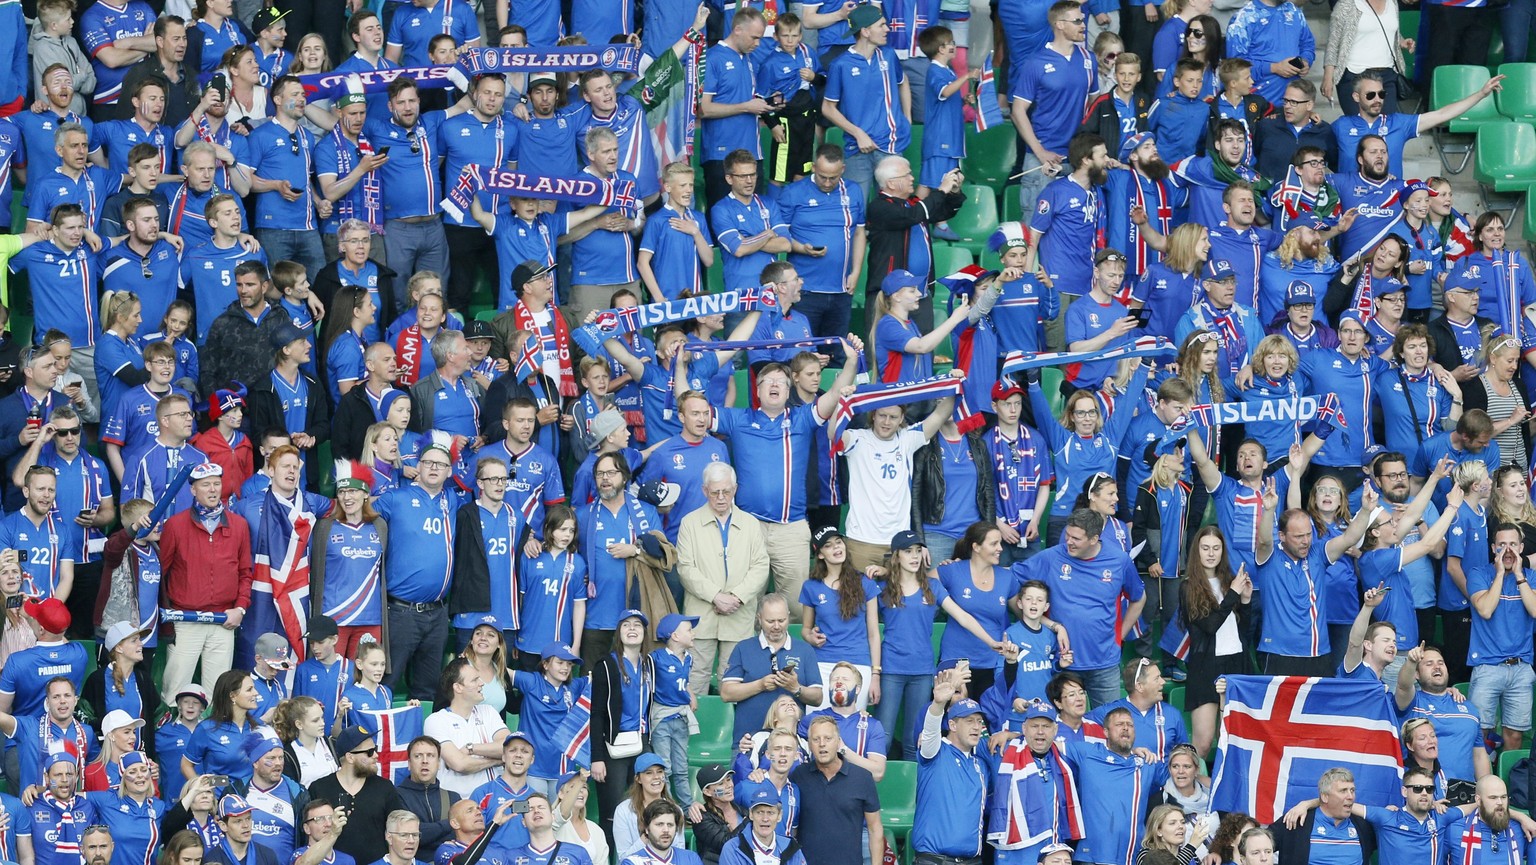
[
  {"xmin": 1028, "ymin": 356, "xmax": 1152, "ymax": 546},
  {"xmin": 1179, "ymin": 526, "xmax": 1252, "ymax": 757},
  {"xmin": 1148, "ymin": 744, "xmax": 1215, "ymax": 827},
  {"xmin": 1460, "ymin": 334, "xmax": 1533, "ymax": 470},
  {"xmin": 1304, "ymin": 475, "xmax": 1366, "ymax": 671},
  {"xmin": 1159, "ymin": 15, "xmax": 1222, "ymax": 99},
  {"xmin": 689, "ymin": 764, "xmax": 741, "ymax": 865}
]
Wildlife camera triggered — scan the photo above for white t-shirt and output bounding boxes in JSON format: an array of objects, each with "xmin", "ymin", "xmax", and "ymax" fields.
[
  {"xmin": 842, "ymin": 427, "xmax": 928, "ymax": 544},
  {"xmin": 423, "ymin": 704, "xmax": 509, "ymax": 797}
]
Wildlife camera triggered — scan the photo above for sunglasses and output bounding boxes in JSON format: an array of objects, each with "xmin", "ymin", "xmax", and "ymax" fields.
[
  {"xmin": 1405, "ymin": 784, "xmax": 1434, "ymax": 793},
  {"xmin": 1187, "ymin": 29, "xmax": 1205, "ymax": 37},
  {"xmin": 350, "ymin": 747, "xmax": 377, "ymax": 757},
  {"xmin": 1361, "ymin": 90, "xmax": 1385, "ymax": 100},
  {"xmin": 53, "ymin": 427, "xmax": 81, "ymax": 437}
]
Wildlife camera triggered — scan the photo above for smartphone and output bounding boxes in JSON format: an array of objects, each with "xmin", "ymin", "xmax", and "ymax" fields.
[
  {"xmin": 510, "ymin": 799, "xmax": 531, "ymax": 814},
  {"xmin": 378, "ymin": 146, "xmax": 391, "ymax": 156},
  {"xmin": 78, "ymin": 509, "xmax": 93, "ymax": 520},
  {"xmin": 3, "ymin": 597, "xmax": 19, "ymax": 610},
  {"xmin": 783, "ymin": 657, "xmax": 799, "ymax": 672},
  {"xmin": 207, "ymin": 774, "xmax": 230, "ymax": 786},
  {"xmin": 211, "ymin": 73, "xmax": 229, "ymax": 101},
  {"xmin": 1133, "ymin": 307, "xmax": 1154, "ymax": 328},
  {"xmin": 810, "ymin": 245, "xmax": 826, "ymax": 254},
  {"xmin": 957, "ymin": 659, "xmax": 972, "ymax": 674},
  {"xmin": 15, "ymin": 550, "xmax": 25, "ymax": 564},
  {"xmin": 1288, "ymin": 56, "xmax": 1306, "ymax": 69}
]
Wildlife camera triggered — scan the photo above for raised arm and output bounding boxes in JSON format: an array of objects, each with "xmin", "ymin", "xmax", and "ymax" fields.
[
  {"xmin": 1343, "ymin": 584, "xmax": 1386, "ymax": 670},
  {"xmin": 1325, "ymin": 485, "xmax": 1378, "ymax": 563},
  {"xmin": 814, "ymin": 336, "xmax": 867, "ymax": 419},
  {"xmin": 1185, "ymin": 426, "xmax": 1224, "ymax": 493}
]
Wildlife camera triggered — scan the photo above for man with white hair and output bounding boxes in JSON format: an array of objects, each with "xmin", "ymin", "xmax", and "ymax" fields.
[
  {"xmin": 864, "ymin": 155, "xmax": 967, "ymax": 325},
  {"xmin": 676, "ymin": 462, "xmax": 772, "ymax": 696}
]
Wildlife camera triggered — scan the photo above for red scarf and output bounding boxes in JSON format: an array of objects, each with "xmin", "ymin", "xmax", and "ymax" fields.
[
  {"xmin": 394, "ymin": 325, "xmax": 428, "ymax": 386},
  {"xmin": 513, "ymin": 300, "xmax": 576, "ymax": 398}
]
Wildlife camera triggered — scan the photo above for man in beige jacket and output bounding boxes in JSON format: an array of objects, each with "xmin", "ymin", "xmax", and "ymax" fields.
[{"xmin": 676, "ymin": 461, "xmax": 772, "ymax": 696}]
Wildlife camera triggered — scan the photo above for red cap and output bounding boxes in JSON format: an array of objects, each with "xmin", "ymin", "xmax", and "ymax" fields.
[
  {"xmin": 991, "ymin": 379, "xmax": 1024, "ymax": 401},
  {"xmin": 23, "ymin": 598, "xmax": 70, "ymax": 634}
]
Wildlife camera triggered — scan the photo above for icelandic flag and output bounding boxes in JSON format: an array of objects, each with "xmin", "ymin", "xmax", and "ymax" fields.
[
  {"xmin": 1158, "ymin": 619, "xmax": 1191, "ymax": 661},
  {"xmin": 1210, "ymin": 676, "xmax": 1403, "ymax": 825},
  {"xmin": 987, "ymin": 742, "xmax": 1084, "ymax": 850},
  {"xmin": 353, "ymin": 705, "xmax": 424, "ymax": 784},
  {"xmin": 975, "ymin": 59, "xmax": 1005, "ymax": 132},
  {"xmin": 249, "ymin": 491, "xmax": 315, "ymax": 660},
  {"xmin": 884, "ymin": 0, "xmax": 938, "ymax": 54},
  {"xmin": 551, "ymin": 690, "xmax": 593, "ymax": 771}
]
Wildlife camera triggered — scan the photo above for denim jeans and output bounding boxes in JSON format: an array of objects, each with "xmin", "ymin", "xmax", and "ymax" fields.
[
  {"xmin": 650, "ymin": 713, "xmax": 694, "ymax": 806},
  {"xmin": 1076, "ymin": 664, "xmax": 1122, "ymax": 706},
  {"xmin": 872, "ymin": 672, "xmax": 934, "ymax": 760},
  {"xmin": 384, "ymin": 217, "xmax": 451, "ymax": 308},
  {"xmin": 1472, "ymin": 661, "xmax": 1536, "ymax": 732},
  {"xmin": 925, "ymin": 533, "xmax": 960, "ymax": 567},
  {"xmin": 1504, "ymin": 0, "xmax": 1536, "ymax": 63},
  {"xmin": 385, "ymin": 603, "xmax": 449, "ymax": 700},
  {"xmin": 254, "ymin": 228, "xmax": 325, "ymax": 281},
  {"xmin": 796, "ymin": 292, "xmax": 853, "ymax": 366}
]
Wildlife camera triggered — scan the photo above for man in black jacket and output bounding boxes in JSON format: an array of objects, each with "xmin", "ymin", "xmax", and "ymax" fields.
[
  {"xmin": 312, "ymin": 223, "xmax": 398, "ymax": 327},
  {"xmin": 395, "ymin": 738, "xmax": 461, "ymax": 863},
  {"xmin": 864, "ymin": 154, "xmax": 966, "ymax": 330},
  {"xmin": 331, "ymin": 343, "xmax": 400, "ymax": 460},
  {"xmin": 202, "ymin": 261, "xmax": 288, "ymax": 397},
  {"xmin": 245, "ymin": 324, "xmax": 332, "ymax": 490},
  {"xmin": 446, "ymin": 456, "xmax": 523, "ymax": 648},
  {"xmin": 1268, "ymin": 767, "xmax": 1376, "ymax": 865}
]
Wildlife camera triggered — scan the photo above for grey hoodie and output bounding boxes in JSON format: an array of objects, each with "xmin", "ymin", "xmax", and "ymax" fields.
[{"xmin": 29, "ymin": 24, "xmax": 95, "ymax": 116}]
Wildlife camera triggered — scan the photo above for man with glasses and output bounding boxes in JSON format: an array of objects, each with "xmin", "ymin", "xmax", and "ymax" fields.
[
  {"xmin": 102, "ymin": 342, "xmax": 187, "ymax": 480},
  {"xmin": 377, "ymin": 810, "xmax": 423, "ymax": 865},
  {"xmin": 315, "ymin": 222, "xmax": 396, "ymax": 346},
  {"xmin": 0, "ymin": 346, "xmax": 62, "ymax": 488},
  {"xmin": 778, "ymin": 145, "xmax": 865, "ymax": 367},
  {"xmin": 124, "ymin": 394, "xmax": 205, "ymax": 515},
  {"xmin": 1264, "ymin": 148, "xmax": 1344, "ymax": 238},
  {"xmin": 866, "ymin": 155, "xmax": 966, "ymax": 326},
  {"xmin": 292, "ymin": 800, "xmax": 355, "ymax": 865},
  {"xmin": 12, "ymin": 406, "xmax": 112, "ymax": 617},
  {"xmin": 576, "ymin": 454, "xmax": 663, "ymax": 665},
  {"xmin": 700, "ymin": 9, "xmax": 769, "ymax": 211},
  {"xmin": 711, "ymin": 151, "xmax": 790, "ymax": 300},
  {"xmin": 1332, "ymin": 71, "xmax": 1504, "ymax": 178},
  {"xmin": 1253, "ymin": 80, "xmax": 1338, "ymax": 183},
  {"xmin": 448, "ymin": 458, "xmax": 524, "ymax": 648},
  {"xmin": 374, "ymin": 435, "xmax": 465, "ymax": 699},
  {"xmin": 309, "ymin": 726, "xmax": 406, "ymax": 864}
]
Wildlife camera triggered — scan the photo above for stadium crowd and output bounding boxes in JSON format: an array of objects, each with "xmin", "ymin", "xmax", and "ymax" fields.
[{"xmin": 4, "ymin": 0, "xmax": 1536, "ymax": 862}]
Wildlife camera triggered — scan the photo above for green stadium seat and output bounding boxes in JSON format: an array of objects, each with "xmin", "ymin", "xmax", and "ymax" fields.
[
  {"xmin": 474, "ymin": 308, "xmax": 500, "ymax": 322},
  {"xmin": 932, "ymin": 244, "xmax": 974, "ymax": 279},
  {"xmin": 689, "ymin": 696, "xmax": 736, "ymax": 767},
  {"xmin": 1041, "ymin": 367, "xmax": 1066, "ymax": 419},
  {"xmin": 1165, "ymin": 685, "xmax": 1185, "ymax": 711},
  {"xmin": 945, "ymin": 184, "xmax": 1001, "ymax": 258},
  {"xmin": 1500, "ymin": 749, "xmax": 1529, "ymax": 788},
  {"xmin": 1400, "ymin": 11, "xmax": 1420, "ymax": 81},
  {"xmin": 1497, "ymin": 63, "xmax": 1536, "ymax": 125},
  {"xmin": 788, "ymin": 624, "xmax": 803, "ymax": 643},
  {"xmin": 1434, "ymin": 65, "xmax": 1503, "ymax": 173},
  {"xmin": 903, "ymin": 124, "xmax": 925, "ymax": 172},
  {"xmin": 1474, "ymin": 122, "xmax": 1536, "ymax": 201},
  {"xmin": 962, "ymin": 125, "xmax": 1018, "ymax": 188},
  {"xmin": 876, "ymin": 761, "xmax": 918, "ymax": 838}
]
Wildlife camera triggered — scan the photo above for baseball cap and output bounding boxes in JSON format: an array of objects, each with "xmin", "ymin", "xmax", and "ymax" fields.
[
  {"xmin": 1021, "ymin": 701, "xmax": 1059, "ymax": 723},
  {"xmin": 1119, "ymin": 131, "xmax": 1154, "ymax": 162},
  {"xmin": 305, "ymin": 615, "xmax": 340, "ymax": 643},
  {"xmin": 101, "ymin": 709, "xmax": 145, "ymax": 736},
  {"xmin": 634, "ymin": 753, "xmax": 667, "ymax": 774},
  {"xmin": 1284, "ymin": 280, "xmax": 1315, "ymax": 307},
  {"xmin": 618, "ymin": 609, "xmax": 649, "ymax": 628},
  {"xmin": 1443, "ymin": 269, "xmax": 1480, "ymax": 294},
  {"xmin": 190, "ymin": 462, "xmax": 224, "ymax": 480},
  {"xmin": 848, "ymin": 3, "xmax": 884, "ymax": 31},
  {"xmin": 1205, "ymin": 259, "xmax": 1236, "ymax": 281},
  {"xmin": 743, "ymin": 782, "xmax": 781, "ymax": 810},
  {"xmin": 269, "ymin": 322, "xmax": 306, "ymax": 351},
  {"xmin": 1038, "ymin": 843, "xmax": 1074, "ymax": 863},
  {"xmin": 504, "ymin": 730, "xmax": 535, "ymax": 750},
  {"xmin": 991, "ymin": 378, "xmax": 1024, "ymax": 401},
  {"xmin": 251, "ymin": 7, "xmax": 288, "ymax": 32},
  {"xmin": 176, "ymin": 684, "xmax": 210, "ymax": 706},
  {"xmin": 696, "ymin": 764, "xmax": 732, "ymax": 789},
  {"xmin": 880, "ymin": 269, "xmax": 926, "ymax": 298},
  {"xmin": 23, "ymin": 598, "xmax": 69, "ymax": 634},
  {"xmin": 44, "ymin": 751, "xmax": 77, "ymax": 771},
  {"xmin": 218, "ymin": 794, "xmax": 254, "ymax": 818},
  {"xmin": 657, "ymin": 614, "xmax": 699, "ymax": 641},
  {"xmin": 103, "ymin": 620, "xmax": 150, "ymax": 652},
  {"xmin": 471, "ymin": 614, "xmax": 502, "ymax": 632},
  {"xmin": 638, "ymin": 480, "xmax": 681, "ymax": 509},
  {"xmin": 1094, "ymin": 248, "xmax": 1128, "ymax": 265},
  {"xmin": 890, "ymin": 530, "xmax": 924, "ymax": 553},
  {"xmin": 528, "ymin": 73, "xmax": 558, "ymax": 89},
  {"xmin": 464, "ymin": 320, "xmax": 495, "ymax": 342},
  {"xmin": 243, "ymin": 732, "xmax": 284, "ymax": 763},
  {"xmin": 811, "ymin": 525, "xmax": 843, "ymax": 552},
  {"xmin": 946, "ymin": 699, "xmax": 985, "ymax": 721},
  {"xmin": 541, "ymin": 642, "xmax": 581, "ymax": 663},
  {"xmin": 589, "ymin": 409, "xmax": 627, "ymax": 443},
  {"xmin": 334, "ymin": 725, "xmax": 373, "ymax": 756},
  {"xmin": 512, "ymin": 260, "xmax": 556, "ymax": 297},
  {"xmin": 254, "ymin": 632, "xmax": 294, "ymax": 668}
]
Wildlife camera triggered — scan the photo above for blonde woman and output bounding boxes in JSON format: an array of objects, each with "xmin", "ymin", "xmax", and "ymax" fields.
[
  {"xmin": 1137, "ymin": 802, "xmax": 1208, "ymax": 865},
  {"xmin": 1134, "ymin": 223, "xmax": 1210, "ymax": 338},
  {"xmin": 291, "ymin": 33, "xmax": 335, "ymax": 134},
  {"xmin": 1462, "ymin": 334, "xmax": 1532, "ymax": 469},
  {"xmin": 1132, "ymin": 449, "xmax": 1192, "ymax": 660},
  {"xmin": 1260, "ymin": 225, "xmax": 1337, "ymax": 326},
  {"xmin": 459, "ymin": 619, "xmax": 512, "ymax": 716},
  {"xmin": 273, "ymin": 695, "xmax": 337, "ymax": 786},
  {"xmin": 1238, "ymin": 335, "xmax": 1302, "ymax": 462},
  {"xmin": 360, "ymin": 420, "xmax": 404, "ymax": 494}
]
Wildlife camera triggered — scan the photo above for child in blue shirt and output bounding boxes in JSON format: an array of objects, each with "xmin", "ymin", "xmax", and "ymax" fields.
[
  {"xmin": 756, "ymin": 14, "xmax": 821, "ymax": 186},
  {"xmin": 649, "ymin": 614, "xmax": 699, "ymax": 811},
  {"xmin": 155, "ymin": 686, "xmax": 207, "ymax": 802},
  {"xmin": 918, "ymin": 26, "xmax": 974, "ymax": 242},
  {"xmin": 1148, "ymin": 59, "xmax": 1211, "ymax": 164},
  {"xmin": 274, "ymin": 261, "xmax": 319, "ymax": 378},
  {"xmin": 143, "ymin": 300, "xmax": 200, "ymax": 391},
  {"xmin": 293, "ymin": 615, "xmax": 354, "ymax": 734},
  {"xmin": 515, "ymin": 506, "xmax": 588, "ymax": 656},
  {"xmin": 1002, "ymin": 581, "xmax": 1068, "ymax": 716}
]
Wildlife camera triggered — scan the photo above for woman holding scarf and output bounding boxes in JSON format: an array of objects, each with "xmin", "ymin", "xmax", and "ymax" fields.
[
  {"xmin": 1324, "ymin": 234, "xmax": 1410, "ymax": 334},
  {"xmin": 1446, "ymin": 211, "xmax": 1536, "ymax": 347},
  {"xmin": 1374, "ymin": 324, "xmax": 1463, "ymax": 457}
]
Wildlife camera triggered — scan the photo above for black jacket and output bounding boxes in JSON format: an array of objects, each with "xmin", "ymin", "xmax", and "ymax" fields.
[
  {"xmin": 910, "ymin": 430, "xmax": 995, "ymax": 541},
  {"xmin": 448, "ymin": 499, "xmax": 528, "ymax": 616},
  {"xmin": 1179, "ymin": 581, "xmax": 1251, "ymax": 662},
  {"xmin": 865, "ymin": 188, "xmax": 967, "ymax": 289},
  {"xmin": 1428, "ymin": 312, "xmax": 1495, "ymax": 373},
  {"xmin": 200, "ymin": 303, "xmax": 288, "ymax": 396},
  {"xmin": 246, "ymin": 368, "xmax": 332, "ymax": 487},
  {"xmin": 590, "ymin": 652, "xmax": 651, "ymax": 763},
  {"xmin": 1081, "ymin": 90, "xmax": 1151, "ymax": 148},
  {"xmin": 1270, "ymin": 810, "xmax": 1375, "ymax": 865},
  {"xmin": 397, "ymin": 777, "xmax": 461, "ymax": 862},
  {"xmin": 313, "ymin": 258, "xmax": 400, "ymax": 335},
  {"xmin": 332, "ymin": 383, "xmax": 387, "ymax": 461},
  {"xmin": 1252, "ymin": 115, "xmax": 1340, "ymax": 185},
  {"xmin": 480, "ymin": 368, "xmax": 560, "ymax": 442}
]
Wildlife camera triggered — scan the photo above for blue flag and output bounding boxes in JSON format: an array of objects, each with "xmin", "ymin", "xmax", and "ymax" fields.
[
  {"xmin": 354, "ymin": 704, "xmax": 425, "ymax": 784},
  {"xmin": 1210, "ymin": 675, "xmax": 1403, "ymax": 824}
]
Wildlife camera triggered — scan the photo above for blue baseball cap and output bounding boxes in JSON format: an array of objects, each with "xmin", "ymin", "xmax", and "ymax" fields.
[
  {"xmin": 471, "ymin": 614, "xmax": 502, "ymax": 632},
  {"xmin": 618, "ymin": 609, "xmax": 649, "ymax": 627},
  {"xmin": 541, "ymin": 642, "xmax": 581, "ymax": 663},
  {"xmin": 1284, "ymin": 280, "xmax": 1315, "ymax": 307},
  {"xmin": 269, "ymin": 322, "xmax": 306, "ymax": 351},
  {"xmin": 634, "ymin": 753, "xmax": 667, "ymax": 774},
  {"xmin": 43, "ymin": 751, "xmax": 76, "ymax": 772},
  {"xmin": 946, "ymin": 699, "xmax": 985, "ymax": 721},
  {"xmin": 504, "ymin": 730, "xmax": 535, "ymax": 750},
  {"xmin": 880, "ymin": 269, "xmax": 927, "ymax": 298},
  {"xmin": 743, "ymin": 782, "xmax": 781, "ymax": 810},
  {"xmin": 1205, "ymin": 259, "xmax": 1236, "ymax": 281},
  {"xmin": 243, "ymin": 732, "xmax": 284, "ymax": 763},
  {"xmin": 1119, "ymin": 131, "xmax": 1154, "ymax": 162},
  {"xmin": 657, "ymin": 613, "xmax": 699, "ymax": 641},
  {"xmin": 1022, "ymin": 701, "xmax": 1058, "ymax": 723},
  {"xmin": 890, "ymin": 530, "xmax": 924, "ymax": 553},
  {"xmin": 218, "ymin": 794, "xmax": 254, "ymax": 818},
  {"xmin": 1443, "ymin": 269, "xmax": 1480, "ymax": 295}
]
